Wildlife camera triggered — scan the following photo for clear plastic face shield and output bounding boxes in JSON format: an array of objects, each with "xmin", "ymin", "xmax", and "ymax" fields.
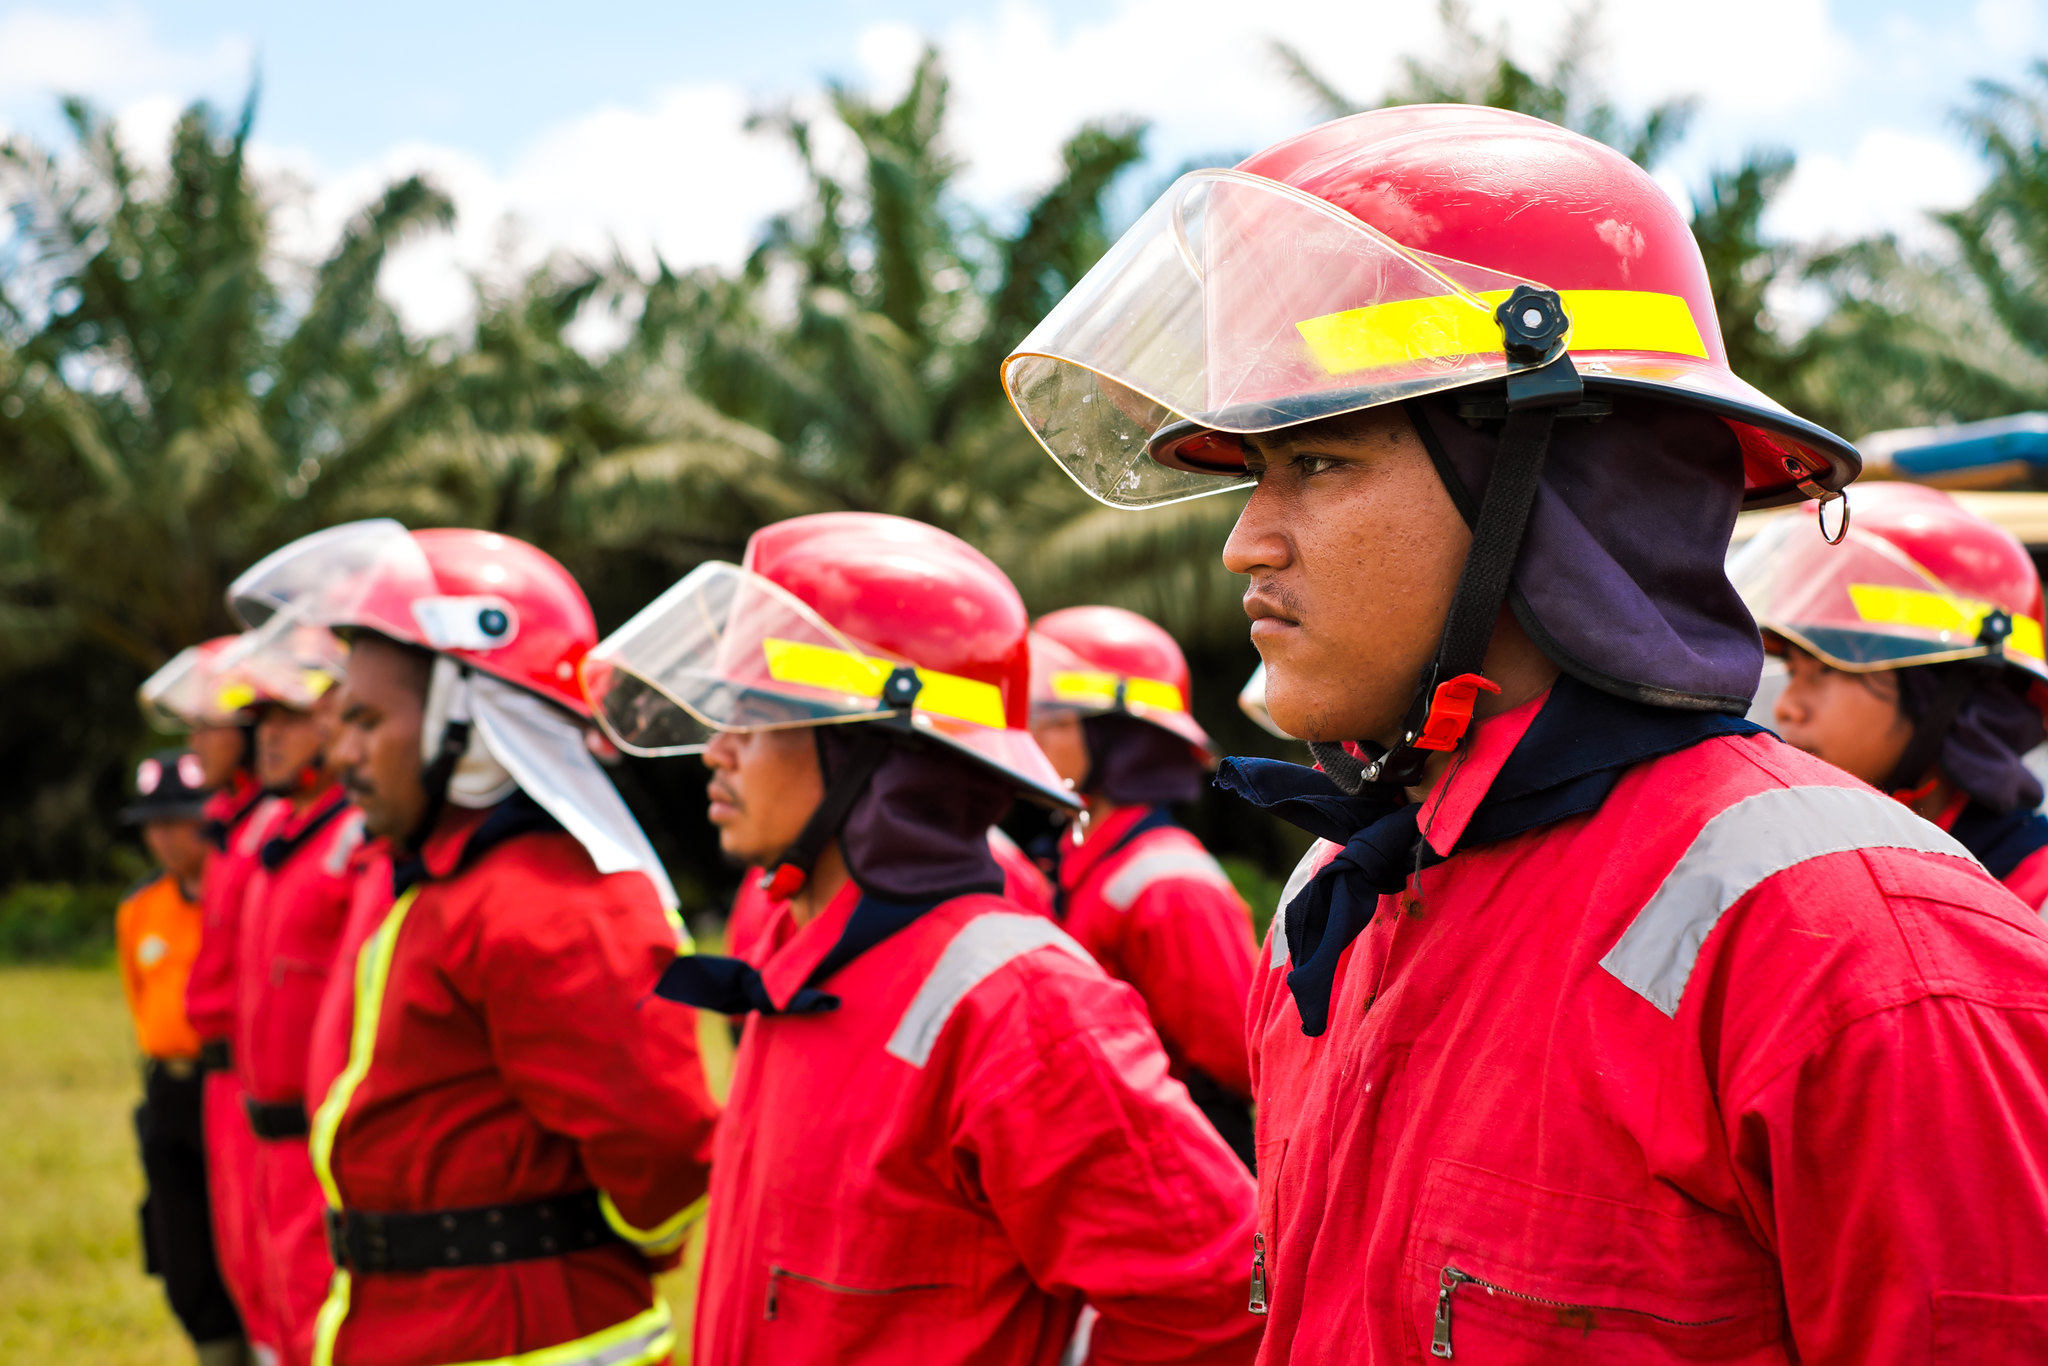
[
  {"xmin": 140, "ymin": 644, "xmax": 242, "ymax": 733},
  {"xmin": 1001, "ymin": 169, "xmax": 1583, "ymax": 509},
  {"xmin": 227, "ymin": 518, "xmax": 440, "ymax": 641},
  {"xmin": 583, "ymin": 561, "xmax": 1014, "ymax": 757},
  {"xmin": 1731, "ymin": 513, "xmax": 2048, "ymax": 677}
]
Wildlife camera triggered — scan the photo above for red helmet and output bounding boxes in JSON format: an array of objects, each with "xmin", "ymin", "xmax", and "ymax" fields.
[
  {"xmin": 1002, "ymin": 105, "xmax": 1857, "ymax": 511},
  {"xmin": 582, "ymin": 512, "xmax": 1076, "ymax": 807},
  {"xmin": 1735, "ymin": 483, "xmax": 2048, "ymax": 707},
  {"xmin": 228, "ymin": 520, "xmax": 597, "ymax": 715},
  {"xmin": 1030, "ymin": 605, "xmax": 1213, "ymax": 754}
]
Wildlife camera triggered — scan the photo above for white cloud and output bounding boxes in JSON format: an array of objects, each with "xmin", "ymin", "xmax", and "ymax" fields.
[
  {"xmin": 0, "ymin": 4, "xmax": 248, "ymax": 103},
  {"xmin": 260, "ymin": 84, "xmax": 807, "ymax": 338},
  {"xmin": 1766, "ymin": 128, "xmax": 1983, "ymax": 247}
]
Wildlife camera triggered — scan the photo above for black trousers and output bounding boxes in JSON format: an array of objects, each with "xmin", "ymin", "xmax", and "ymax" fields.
[{"xmin": 135, "ymin": 1061, "xmax": 243, "ymax": 1346}]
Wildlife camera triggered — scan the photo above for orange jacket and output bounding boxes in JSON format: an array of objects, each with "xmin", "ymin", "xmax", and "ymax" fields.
[{"xmin": 116, "ymin": 873, "xmax": 205, "ymax": 1060}]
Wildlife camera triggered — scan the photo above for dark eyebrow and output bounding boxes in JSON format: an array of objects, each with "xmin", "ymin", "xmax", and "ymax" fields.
[{"xmin": 340, "ymin": 701, "xmax": 374, "ymax": 724}]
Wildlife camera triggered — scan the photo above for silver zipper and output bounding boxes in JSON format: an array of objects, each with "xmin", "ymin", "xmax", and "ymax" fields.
[
  {"xmin": 1432, "ymin": 1264, "xmax": 1736, "ymax": 1359},
  {"xmin": 1248, "ymin": 1233, "xmax": 1268, "ymax": 1315},
  {"xmin": 764, "ymin": 1265, "xmax": 950, "ymax": 1320}
]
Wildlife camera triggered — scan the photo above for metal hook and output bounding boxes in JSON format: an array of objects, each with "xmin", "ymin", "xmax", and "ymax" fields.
[{"xmin": 1817, "ymin": 490, "xmax": 1850, "ymax": 545}]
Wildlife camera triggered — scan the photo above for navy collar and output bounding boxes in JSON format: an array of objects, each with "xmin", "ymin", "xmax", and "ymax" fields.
[
  {"xmin": 1218, "ymin": 675, "xmax": 1761, "ymax": 1036},
  {"xmin": 1950, "ymin": 801, "xmax": 2048, "ymax": 882}
]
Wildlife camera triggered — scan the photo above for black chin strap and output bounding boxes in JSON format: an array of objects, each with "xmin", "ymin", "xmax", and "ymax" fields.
[
  {"xmin": 1880, "ymin": 610, "xmax": 2014, "ymax": 798},
  {"xmin": 757, "ymin": 727, "xmax": 894, "ymax": 900},
  {"xmin": 1359, "ymin": 287, "xmax": 1583, "ymax": 787}
]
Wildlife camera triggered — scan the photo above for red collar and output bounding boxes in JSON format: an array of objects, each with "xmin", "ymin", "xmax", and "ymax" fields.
[
  {"xmin": 757, "ymin": 880, "xmax": 864, "ymax": 1011},
  {"xmin": 1416, "ymin": 688, "xmax": 1551, "ymax": 858},
  {"xmin": 1057, "ymin": 805, "xmax": 1152, "ymax": 891},
  {"xmin": 414, "ymin": 806, "xmax": 494, "ymax": 882},
  {"xmin": 278, "ymin": 782, "xmax": 348, "ymax": 838}
]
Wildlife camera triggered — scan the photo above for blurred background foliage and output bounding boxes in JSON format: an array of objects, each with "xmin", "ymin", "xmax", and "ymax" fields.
[{"xmin": 6, "ymin": 3, "xmax": 2048, "ymax": 924}]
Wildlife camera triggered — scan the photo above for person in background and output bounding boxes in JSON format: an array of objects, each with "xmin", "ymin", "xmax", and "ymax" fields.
[
  {"xmin": 230, "ymin": 520, "xmax": 719, "ymax": 1366},
  {"xmin": 116, "ymin": 749, "xmax": 247, "ymax": 1366},
  {"xmin": 590, "ymin": 512, "xmax": 1260, "ymax": 1366},
  {"xmin": 1028, "ymin": 607, "xmax": 1258, "ymax": 1167},
  {"xmin": 228, "ymin": 625, "xmax": 354, "ymax": 1366},
  {"xmin": 139, "ymin": 634, "xmax": 284, "ymax": 1355},
  {"xmin": 1741, "ymin": 481, "xmax": 2048, "ymax": 913}
]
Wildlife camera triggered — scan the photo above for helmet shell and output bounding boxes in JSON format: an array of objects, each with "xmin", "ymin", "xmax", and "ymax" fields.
[
  {"xmin": 1741, "ymin": 482, "xmax": 2048, "ymax": 696},
  {"xmin": 1031, "ymin": 605, "xmax": 1213, "ymax": 753},
  {"xmin": 410, "ymin": 529, "xmax": 598, "ymax": 715},
  {"xmin": 742, "ymin": 513, "xmax": 1068, "ymax": 803}
]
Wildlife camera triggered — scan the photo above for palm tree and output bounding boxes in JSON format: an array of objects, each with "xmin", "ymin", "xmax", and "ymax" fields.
[{"xmin": 0, "ymin": 91, "xmax": 452, "ymax": 876}]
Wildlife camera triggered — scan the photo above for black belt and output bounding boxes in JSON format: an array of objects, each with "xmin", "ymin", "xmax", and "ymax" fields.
[
  {"xmin": 198, "ymin": 1039, "xmax": 231, "ymax": 1073},
  {"xmin": 243, "ymin": 1097, "xmax": 310, "ymax": 1140},
  {"xmin": 325, "ymin": 1189, "xmax": 623, "ymax": 1274}
]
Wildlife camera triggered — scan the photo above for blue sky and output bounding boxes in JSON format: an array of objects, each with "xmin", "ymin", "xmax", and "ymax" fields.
[{"xmin": 2, "ymin": 0, "xmax": 2042, "ymax": 334}]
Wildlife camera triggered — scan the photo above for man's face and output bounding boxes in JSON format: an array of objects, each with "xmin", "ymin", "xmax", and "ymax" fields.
[
  {"xmin": 143, "ymin": 817, "xmax": 209, "ymax": 884},
  {"xmin": 1772, "ymin": 645, "xmax": 1914, "ymax": 787},
  {"xmin": 1029, "ymin": 712, "xmax": 1089, "ymax": 790},
  {"xmin": 189, "ymin": 725, "xmax": 246, "ymax": 788},
  {"xmin": 1222, "ymin": 408, "xmax": 1470, "ymax": 745},
  {"xmin": 255, "ymin": 703, "xmax": 326, "ymax": 794},
  {"xmin": 331, "ymin": 636, "xmax": 430, "ymax": 842},
  {"xmin": 702, "ymin": 727, "xmax": 825, "ymax": 868}
]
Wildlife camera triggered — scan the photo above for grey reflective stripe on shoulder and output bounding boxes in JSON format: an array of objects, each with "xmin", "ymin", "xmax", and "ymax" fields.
[
  {"xmin": 1101, "ymin": 847, "xmax": 1233, "ymax": 910},
  {"xmin": 885, "ymin": 913, "xmax": 1095, "ymax": 1068},
  {"xmin": 1600, "ymin": 785, "xmax": 1980, "ymax": 1017},
  {"xmin": 1270, "ymin": 841, "xmax": 1333, "ymax": 969}
]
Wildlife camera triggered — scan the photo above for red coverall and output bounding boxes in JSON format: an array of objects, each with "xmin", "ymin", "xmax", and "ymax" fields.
[
  {"xmin": 723, "ymin": 826, "xmax": 1054, "ymax": 963},
  {"xmin": 188, "ymin": 780, "xmax": 284, "ymax": 1351},
  {"xmin": 1248, "ymin": 692, "xmax": 2048, "ymax": 1363},
  {"xmin": 304, "ymin": 806, "xmax": 720, "ymax": 1366},
  {"xmin": 696, "ymin": 880, "xmax": 1262, "ymax": 1366},
  {"xmin": 235, "ymin": 785, "xmax": 363, "ymax": 1366},
  {"xmin": 1053, "ymin": 807, "xmax": 1256, "ymax": 1098}
]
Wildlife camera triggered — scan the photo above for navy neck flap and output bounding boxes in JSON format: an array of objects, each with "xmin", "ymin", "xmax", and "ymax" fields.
[
  {"xmin": 258, "ymin": 788, "xmax": 349, "ymax": 872},
  {"xmin": 1950, "ymin": 800, "xmax": 2048, "ymax": 882},
  {"xmin": 1216, "ymin": 674, "xmax": 1762, "ymax": 1037}
]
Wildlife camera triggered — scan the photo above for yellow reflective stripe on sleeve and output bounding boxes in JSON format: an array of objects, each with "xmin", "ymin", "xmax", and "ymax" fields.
[
  {"xmin": 1847, "ymin": 582, "xmax": 2047, "ymax": 663},
  {"xmin": 761, "ymin": 638, "xmax": 1006, "ymax": 728},
  {"xmin": 598, "ymin": 1189, "xmax": 706, "ymax": 1258},
  {"xmin": 317, "ymin": 1288, "xmax": 670, "ymax": 1366},
  {"xmin": 309, "ymin": 885, "xmax": 421, "ymax": 1210},
  {"xmin": 1296, "ymin": 288, "xmax": 1708, "ymax": 375}
]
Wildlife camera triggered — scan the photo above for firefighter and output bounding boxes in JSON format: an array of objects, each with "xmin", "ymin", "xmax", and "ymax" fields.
[
  {"xmin": 1738, "ymin": 481, "xmax": 2048, "ymax": 911},
  {"xmin": 141, "ymin": 633, "xmax": 285, "ymax": 1354},
  {"xmin": 227, "ymin": 623, "xmax": 355, "ymax": 1366},
  {"xmin": 998, "ymin": 105, "xmax": 2048, "ymax": 1360},
  {"xmin": 223, "ymin": 520, "xmax": 719, "ymax": 1366},
  {"xmin": 116, "ymin": 749, "xmax": 247, "ymax": 1365},
  {"xmin": 584, "ymin": 511, "xmax": 1260, "ymax": 1365},
  {"xmin": 1027, "ymin": 606, "xmax": 1258, "ymax": 1166}
]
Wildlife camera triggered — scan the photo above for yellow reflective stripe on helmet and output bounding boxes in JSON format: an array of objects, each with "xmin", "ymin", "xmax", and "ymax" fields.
[
  {"xmin": 1124, "ymin": 676, "xmax": 1187, "ymax": 714},
  {"xmin": 760, "ymin": 638, "xmax": 1006, "ymax": 729},
  {"xmin": 309, "ymin": 886, "xmax": 421, "ymax": 1210},
  {"xmin": 1049, "ymin": 670, "xmax": 1187, "ymax": 714},
  {"xmin": 598, "ymin": 1188, "xmax": 706, "ymax": 1258},
  {"xmin": 216, "ymin": 682, "xmax": 257, "ymax": 712},
  {"xmin": 1296, "ymin": 288, "xmax": 1708, "ymax": 375},
  {"xmin": 1846, "ymin": 583, "xmax": 2047, "ymax": 662},
  {"xmin": 314, "ymin": 1287, "xmax": 670, "ymax": 1366},
  {"xmin": 1049, "ymin": 669, "xmax": 1120, "ymax": 706}
]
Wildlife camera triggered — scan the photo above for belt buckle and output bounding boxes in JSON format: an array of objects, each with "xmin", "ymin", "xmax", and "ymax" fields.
[{"xmin": 324, "ymin": 1209, "xmax": 350, "ymax": 1271}]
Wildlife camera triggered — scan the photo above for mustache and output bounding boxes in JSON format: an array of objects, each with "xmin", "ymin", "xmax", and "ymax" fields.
[{"xmin": 1245, "ymin": 575, "xmax": 1307, "ymax": 621}]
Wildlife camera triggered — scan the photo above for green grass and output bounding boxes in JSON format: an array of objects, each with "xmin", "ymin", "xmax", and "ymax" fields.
[
  {"xmin": 0, "ymin": 966, "xmax": 185, "ymax": 1364},
  {"xmin": 0, "ymin": 964, "xmax": 738, "ymax": 1365}
]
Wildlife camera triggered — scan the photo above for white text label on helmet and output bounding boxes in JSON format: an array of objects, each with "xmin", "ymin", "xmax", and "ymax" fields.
[{"xmin": 411, "ymin": 596, "xmax": 520, "ymax": 652}]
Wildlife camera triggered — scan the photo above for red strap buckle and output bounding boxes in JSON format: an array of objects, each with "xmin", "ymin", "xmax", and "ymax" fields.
[
  {"xmin": 760, "ymin": 863, "xmax": 808, "ymax": 900},
  {"xmin": 1411, "ymin": 673, "xmax": 1502, "ymax": 752}
]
